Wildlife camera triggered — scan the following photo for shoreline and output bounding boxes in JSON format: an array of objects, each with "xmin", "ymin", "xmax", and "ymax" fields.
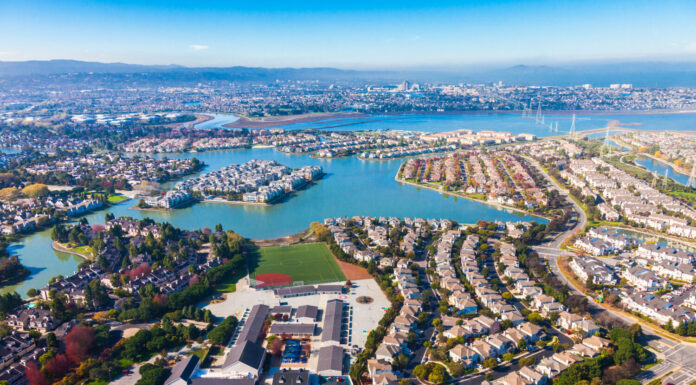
[
  {"xmin": 221, "ymin": 108, "xmax": 696, "ymax": 129},
  {"xmin": 201, "ymin": 199, "xmax": 270, "ymax": 207},
  {"xmin": 394, "ymin": 174, "xmax": 550, "ymax": 220},
  {"xmin": 51, "ymin": 241, "xmax": 91, "ymax": 260},
  {"xmin": 636, "ymin": 153, "xmax": 693, "ymax": 179},
  {"xmin": 130, "ymin": 205, "xmax": 173, "ymax": 212},
  {"xmin": 223, "ymin": 112, "xmax": 368, "ymax": 128},
  {"xmin": 164, "ymin": 113, "xmax": 214, "ymax": 129}
]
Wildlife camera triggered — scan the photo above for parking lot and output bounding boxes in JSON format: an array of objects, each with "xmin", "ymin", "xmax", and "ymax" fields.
[{"xmin": 205, "ymin": 278, "xmax": 390, "ymax": 348}]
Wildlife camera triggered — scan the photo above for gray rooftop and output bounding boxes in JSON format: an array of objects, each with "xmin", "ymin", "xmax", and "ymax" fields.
[
  {"xmin": 164, "ymin": 354, "xmax": 199, "ymax": 385},
  {"xmin": 237, "ymin": 304, "xmax": 270, "ymax": 344},
  {"xmin": 223, "ymin": 340, "xmax": 266, "ymax": 370},
  {"xmin": 269, "ymin": 323, "xmax": 315, "ymax": 336},
  {"xmin": 296, "ymin": 305, "xmax": 318, "ymax": 321},
  {"xmin": 320, "ymin": 300, "xmax": 343, "ymax": 344},
  {"xmin": 317, "ymin": 345, "xmax": 344, "ymax": 373}
]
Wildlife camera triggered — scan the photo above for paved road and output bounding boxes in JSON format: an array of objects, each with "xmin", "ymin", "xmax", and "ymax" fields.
[{"xmin": 527, "ymin": 156, "xmax": 696, "ymax": 385}]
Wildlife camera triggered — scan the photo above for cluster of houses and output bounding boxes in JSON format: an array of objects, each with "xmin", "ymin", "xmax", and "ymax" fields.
[
  {"xmin": 324, "ymin": 216, "xmax": 457, "ymax": 267},
  {"xmin": 560, "ymin": 157, "xmax": 696, "ymax": 238},
  {"xmin": 124, "ymin": 131, "xmax": 319, "ymax": 154},
  {"xmin": 573, "ymin": 226, "xmax": 696, "ymax": 289},
  {"xmin": 492, "ymin": 335, "xmax": 612, "ymax": 385},
  {"xmin": 420, "ymin": 130, "xmax": 536, "ymax": 146},
  {"xmin": 401, "ymin": 150, "xmax": 547, "ymax": 209},
  {"xmin": 6, "ymin": 218, "xmax": 223, "ymax": 325},
  {"xmin": 512, "ymin": 139, "xmax": 584, "ymax": 165},
  {"xmin": 172, "ymin": 160, "xmax": 322, "ymax": 204},
  {"xmin": 144, "ymin": 189, "xmax": 193, "ymax": 209},
  {"xmin": 616, "ymin": 132, "xmax": 696, "ymax": 173},
  {"xmin": 620, "ymin": 286, "xmax": 696, "ymax": 326},
  {"xmin": 279, "ymin": 133, "xmax": 371, "ymax": 154},
  {"xmin": 0, "ymin": 194, "xmax": 103, "ymax": 235},
  {"xmin": 359, "ymin": 144, "xmax": 455, "ymax": 160},
  {"xmin": 568, "ymin": 256, "xmax": 618, "ymax": 286},
  {"xmin": 23, "ymin": 153, "xmax": 201, "ymax": 186},
  {"xmin": 0, "ymin": 332, "xmax": 48, "ymax": 385}
]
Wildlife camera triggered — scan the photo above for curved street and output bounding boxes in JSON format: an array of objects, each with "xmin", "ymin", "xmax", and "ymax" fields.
[{"xmin": 527, "ymin": 154, "xmax": 696, "ymax": 385}]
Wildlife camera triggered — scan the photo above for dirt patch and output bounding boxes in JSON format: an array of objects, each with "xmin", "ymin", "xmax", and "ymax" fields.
[
  {"xmin": 253, "ymin": 230, "xmax": 315, "ymax": 247},
  {"xmin": 334, "ymin": 256, "xmax": 372, "ymax": 280},
  {"xmin": 121, "ymin": 328, "xmax": 141, "ymax": 339}
]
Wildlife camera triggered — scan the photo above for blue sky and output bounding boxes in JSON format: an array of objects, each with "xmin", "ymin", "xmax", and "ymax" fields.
[{"xmin": 1, "ymin": 0, "xmax": 695, "ymax": 68}]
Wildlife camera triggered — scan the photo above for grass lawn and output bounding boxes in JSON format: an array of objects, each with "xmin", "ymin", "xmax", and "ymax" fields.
[
  {"xmin": 71, "ymin": 245, "xmax": 93, "ymax": 255},
  {"xmin": 118, "ymin": 358, "xmax": 134, "ymax": 368},
  {"xmin": 107, "ymin": 194, "xmax": 129, "ymax": 204},
  {"xmin": 249, "ymin": 243, "xmax": 346, "ymax": 284},
  {"xmin": 215, "ymin": 281, "xmax": 236, "ymax": 294}
]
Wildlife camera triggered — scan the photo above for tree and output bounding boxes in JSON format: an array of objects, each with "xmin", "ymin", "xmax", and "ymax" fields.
[
  {"xmin": 25, "ymin": 361, "xmax": 48, "ymax": 385},
  {"xmin": 392, "ymin": 353, "xmax": 409, "ymax": 370},
  {"xmin": 482, "ymin": 358, "xmax": 498, "ymax": 369},
  {"xmin": 269, "ymin": 338, "xmax": 283, "ymax": 356},
  {"xmin": 207, "ymin": 316, "xmax": 238, "ymax": 345},
  {"xmin": 84, "ymin": 280, "xmax": 109, "ymax": 309},
  {"xmin": 65, "ymin": 324, "xmax": 96, "ymax": 363},
  {"xmin": 412, "ymin": 364, "xmax": 429, "ymax": 379},
  {"xmin": 44, "ymin": 354, "xmax": 72, "ymax": 379},
  {"xmin": 0, "ymin": 187, "xmax": 20, "ymax": 201},
  {"xmin": 428, "ymin": 365, "xmax": 448, "ymax": 384},
  {"xmin": 21, "ymin": 184, "xmax": 49, "ymax": 198},
  {"xmin": 527, "ymin": 312, "xmax": 543, "ymax": 324},
  {"xmin": 136, "ymin": 364, "xmax": 170, "ymax": 385},
  {"xmin": 502, "ymin": 291, "xmax": 513, "ymax": 300},
  {"xmin": 45, "ymin": 332, "xmax": 59, "ymax": 348}
]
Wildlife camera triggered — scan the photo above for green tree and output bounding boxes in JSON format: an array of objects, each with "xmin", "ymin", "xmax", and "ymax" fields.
[
  {"xmin": 412, "ymin": 365, "xmax": 429, "ymax": 380},
  {"xmin": 428, "ymin": 365, "xmax": 448, "ymax": 384},
  {"xmin": 482, "ymin": 358, "xmax": 497, "ymax": 369}
]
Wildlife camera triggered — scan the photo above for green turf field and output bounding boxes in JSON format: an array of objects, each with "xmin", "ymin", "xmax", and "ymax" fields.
[{"xmin": 249, "ymin": 243, "xmax": 346, "ymax": 284}]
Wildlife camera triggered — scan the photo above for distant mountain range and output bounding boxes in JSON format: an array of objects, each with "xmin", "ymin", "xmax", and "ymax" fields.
[{"xmin": 2, "ymin": 59, "xmax": 696, "ymax": 87}]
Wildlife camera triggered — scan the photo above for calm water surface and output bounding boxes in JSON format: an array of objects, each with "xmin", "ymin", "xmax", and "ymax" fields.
[
  {"xmin": 5, "ymin": 147, "xmax": 540, "ymax": 296},
  {"xmin": 7, "ymin": 112, "xmax": 696, "ymax": 296},
  {"xmin": 634, "ymin": 156, "xmax": 695, "ymax": 187}
]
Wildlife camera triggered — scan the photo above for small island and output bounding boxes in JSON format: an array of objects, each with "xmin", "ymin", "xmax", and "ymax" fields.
[{"xmin": 138, "ymin": 160, "xmax": 324, "ymax": 209}]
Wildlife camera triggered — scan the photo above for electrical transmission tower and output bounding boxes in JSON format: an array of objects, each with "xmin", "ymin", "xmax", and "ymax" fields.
[{"xmin": 603, "ymin": 125, "xmax": 612, "ymax": 157}]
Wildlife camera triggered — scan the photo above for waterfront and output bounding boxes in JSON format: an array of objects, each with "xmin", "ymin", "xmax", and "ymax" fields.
[
  {"xmin": 6, "ymin": 111, "xmax": 696, "ymax": 297},
  {"xmin": 635, "ymin": 156, "xmax": 695, "ymax": 187},
  {"xmin": 252, "ymin": 111, "xmax": 696, "ymax": 137},
  {"xmin": 4, "ymin": 147, "xmax": 541, "ymax": 296},
  {"xmin": 194, "ymin": 113, "xmax": 240, "ymax": 129}
]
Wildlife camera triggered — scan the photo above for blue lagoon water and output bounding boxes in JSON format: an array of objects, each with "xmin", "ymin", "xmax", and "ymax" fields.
[
  {"xmin": 195, "ymin": 113, "xmax": 240, "ymax": 129},
  {"xmin": 634, "ymin": 156, "xmax": 695, "ymax": 187},
  {"xmin": 7, "ymin": 111, "xmax": 696, "ymax": 296}
]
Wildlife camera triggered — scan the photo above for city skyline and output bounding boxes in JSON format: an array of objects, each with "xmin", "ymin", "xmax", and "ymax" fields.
[{"xmin": 2, "ymin": 0, "xmax": 696, "ymax": 69}]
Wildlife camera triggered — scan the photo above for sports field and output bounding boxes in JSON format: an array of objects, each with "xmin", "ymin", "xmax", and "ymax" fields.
[{"xmin": 249, "ymin": 243, "xmax": 346, "ymax": 284}]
